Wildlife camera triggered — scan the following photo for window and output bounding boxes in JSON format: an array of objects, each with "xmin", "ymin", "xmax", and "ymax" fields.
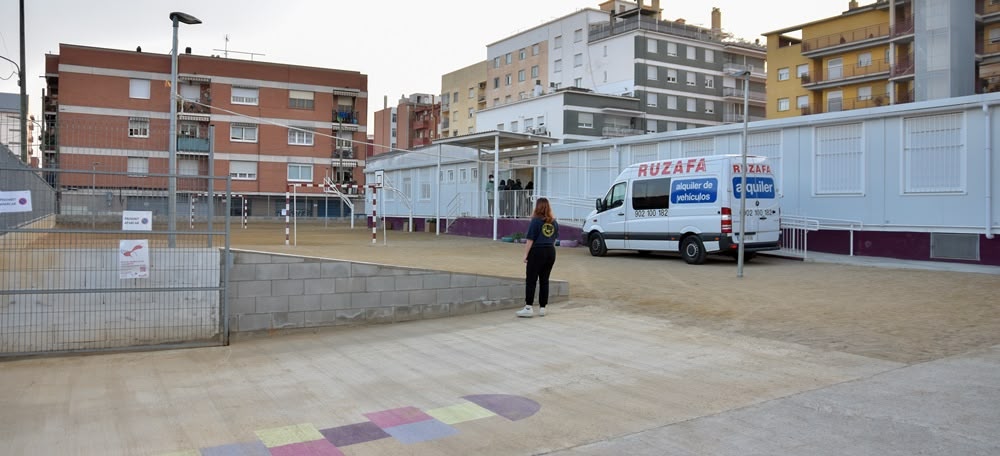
[
  {"xmin": 179, "ymin": 159, "xmax": 199, "ymax": 176},
  {"xmin": 505, "ymin": 52, "xmax": 512, "ymax": 64},
  {"xmin": 288, "ymin": 90, "xmax": 314, "ymax": 109},
  {"xmin": 777, "ymin": 67, "xmax": 790, "ymax": 81},
  {"xmin": 574, "ymin": 28, "xmax": 583, "ymax": 42},
  {"xmin": 532, "ymin": 44, "xmax": 540, "ymax": 55},
  {"xmin": 447, "ymin": 169, "xmax": 455, "ymax": 182},
  {"xmin": 574, "ymin": 77, "xmax": 583, "ymax": 87},
  {"xmin": 128, "ymin": 117, "xmax": 149, "ymax": 138},
  {"xmin": 531, "ymin": 65, "xmax": 539, "ymax": 78},
  {"xmin": 647, "ymin": 93, "xmax": 658, "ymax": 108},
  {"xmin": 578, "ymin": 112, "xmax": 593, "ymax": 128},
  {"xmin": 797, "ymin": 64, "xmax": 809, "ymax": 78},
  {"xmin": 797, "ymin": 95, "xmax": 809, "ymax": 109},
  {"xmin": 827, "ymin": 90, "xmax": 844, "ymax": 112},
  {"xmin": 179, "ymin": 122, "xmax": 200, "ymax": 137},
  {"xmin": 632, "ymin": 178, "xmax": 671, "ymax": 210},
  {"xmin": 666, "ymin": 69, "xmax": 677, "ymax": 83},
  {"xmin": 815, "ymin": 123, "xmax": 864, "ymax": 195},
  {"xmin": 525, "ymin": 118, "xmax": 534, "ymax": 131},
  {"xmin": 127, "ymin": 157, "xmax": 148, "ymax": 176},
  {"xmin": 504, "ymin": 95, "xmax": 512, "ymax": 104},
  {"xmin": 827, "ymin": 58, "xmax": 843, "ymax": 80},
  {"xmin": 903, "ymin": 114, "xmax": 964, "ymax": 193},
  {"xmin": 511, "ymin": 120, "xmax": 519, "ymax": 132},
  {"xmin": 453, "ymin": 91, "xmax": 458, "ymax": 102},
  {"xmin": 686, "ymin": 72, "xmax": 696, "ymax": 86},
  {"xmin": 493, "ymin": 77, "xmax": 500, "ymax": 89},
  {"xmin": 129, "ymin": 79, "xmax": 150, "ymax": 99},
  {"xmin": 647, "ymin": 66, "xmax": 658, "ymax": 80},
  {"xmin": 857, "ymin": 52, "xmax": 872, "ymax": 67},
  {"xmin": 667, "ymin": 42, "xmax": 677, "ymax": 56},
  {"xmin": 288, "ymin": 128, "xmax": 314, "ymax": 146},
  {"xmin": 472, "ymin": 168, "xmax": 479, "ymax": 180},
  {"xmin": 704, "ymin": 101, "xmax": 714, "ymax": 114},
  {"xmin": 991, "ymin": 28, "xmax": 1000, "ymax": 43},
  {"xmin": 493, "ymin": 57, "xmax": 500, "ymax": 68},
  {"xmin": 604, "ymin": 45, "xmax": 608, "ymax": 57},
  {"xmin": 231, "ymin": 87, "xmax": 259, "ymax": 105},
  {"xmin": 497, "ymin": 123, "xmax": 505, "ymax": 131},
  {"xmin": 686, "ymin": 98, "xmax": 696, "ymax": 112},
  {"xmin": 777, "ymin": 98, "xmax": 790, "ymax": 111},
  {"xmin": 686, "ymin": 46, "xmax": 696, "ymax": 60},
  {"xmin": 574, "ymin": 53, "xmax": 583, "ymax": 67},
  {"xmin": 518, "ymin": 69, "xmax": 526, "ymax": 82},
  {"xmin": 468, "ymin": 108, "xmax": 474, "ymax": 118},
  {"xmin": 230, "ymin": 124, "xmax": 258, "ymax": 142},
  {"xmin": 505, "ymin": 74, "xmax": 512, "ymax": 86},
  {"xmin": 704, "ymin": 76, "xmax": 715, "ymax": 88},
  {"xmin": 287, "ymin": 163, "xmax": 312, "ymax": 182},
  {"xmin": 554, "ymin": 35, "xmax": 562, "ymax": 49},
  {"xmin": 469, "ymin": 88, "xmax": 475, "ymax": 98},
  {"xmin": 554, "ymin": 59, "xmax": 563, "ymax": 72},
  {"xmin": 646, "ymin": 119, "xmax": 657, "ymax": 134},
  {"xmin": 705, "ymin": 49, "xmax": 714, "ymax": 63},
  {"xmin": 647, "ymin": 38, "xmax": 657, "ymax": 53},
  {"xmin": 519, "ymin": 49, "xmax": 526, "ymax": 60},
  {"xmin": 667, "ymin": 96, "xmax": 677, "ymax": 110},
  {"xmin": 601, "ymin": 182, "xmax": 627, "ymax": 211},
  {"xmin": 857, "ymin": 86, "xmax": 872, "ymax": 101}
]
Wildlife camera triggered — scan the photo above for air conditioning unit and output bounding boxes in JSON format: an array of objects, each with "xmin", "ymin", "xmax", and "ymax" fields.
[{"xmin": 536, "ymin": 126, "xmax": 548, "ymax": 135}]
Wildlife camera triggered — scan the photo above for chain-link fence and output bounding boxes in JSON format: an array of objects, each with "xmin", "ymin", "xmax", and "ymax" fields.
[{"xmin": 0, "ymin": 160, "xmax": 231, "ymax": 356}]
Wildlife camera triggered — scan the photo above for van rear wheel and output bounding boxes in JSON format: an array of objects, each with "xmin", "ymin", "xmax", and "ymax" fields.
[
  {"xmin": 680, "ymin": 236, "xmax": 706, "ymax": 265},
  {"xmin": 589, "ymin": 233, "xmax": 608, "ymax": 257}
]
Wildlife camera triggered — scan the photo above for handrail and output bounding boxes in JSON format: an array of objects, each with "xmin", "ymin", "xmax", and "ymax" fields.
[{"xmin": 781, "ymin": 215, "xmax": 862, "ymax": 256}]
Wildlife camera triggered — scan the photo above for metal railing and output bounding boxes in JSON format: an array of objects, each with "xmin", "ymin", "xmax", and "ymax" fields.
[
  {"xmin": 722, "ymin": 87, "xmax": 767, "ymax": 102},
  {"xmin": 602, "ymin": 126, "xmax": 646, "ymax": 138},
  {"xmin": 589, "ymin": 16, "xmax": 720, "ymax": 43},
  {"xmin": 802, "ymin": 22, "xmax": 890, "ymax": 52},
  {"xmin": 780, "ymin": 215, "xmax": 863, "ymax": 258},
  {"xmin": 810, "ymin": 58, "xmax": 891, "ymax": 84}
]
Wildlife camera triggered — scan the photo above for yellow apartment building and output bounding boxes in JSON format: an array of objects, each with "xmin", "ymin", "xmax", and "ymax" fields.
[
  {"xmin": 440, "ymin": 61, "xmax": 488, "ymax": 138},
  {"xmin": 765, "ymin": 0, "xmax": 1000, "ymax": 119}
]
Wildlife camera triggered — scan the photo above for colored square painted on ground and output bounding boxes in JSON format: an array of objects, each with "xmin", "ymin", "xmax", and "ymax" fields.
[
  {"xmin": 157, "ymin": 451, "xmax": 200, "ymax": 456},
  {"xmin": 425, "ymin": 402, "xmax": 497, "ymax": 425},
  {"xmin": 200, "ymin": 441, "xmax": 271, "ymax": 456},
  {"xmin": 319, "ymin": 421, "xmax": 390, "ymax": 447},
  {"xmin": 364, "ymin": 406, "xmax": 433, "ymax": 429},
  {"xmin": 268, "ymin": 439, "xmax": 344, "ymax": 456},
  {"xmin": 383, "ymin": 419, "xmax": 458, "ymax": 444},
  {"xmin": 255, "ymin": 423, "xmax": 325, "ymax": 448}
]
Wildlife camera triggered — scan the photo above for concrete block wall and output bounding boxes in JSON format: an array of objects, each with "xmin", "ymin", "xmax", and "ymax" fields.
[{"xmin": 228, "ymin": 249, "xmax": 569, "ymax": 333}]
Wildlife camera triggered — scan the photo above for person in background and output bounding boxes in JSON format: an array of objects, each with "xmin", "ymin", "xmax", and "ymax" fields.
[
  {"xmin": 486, "ymin": 174, "xmax": 495, "ymax": 217},
  {"xmin": 516, "ymin": 197, "xmax": 559, "ymax": 318},
  {"xmin": 513, "ymin": 179, "xmax": 523, "ymax": 216}
]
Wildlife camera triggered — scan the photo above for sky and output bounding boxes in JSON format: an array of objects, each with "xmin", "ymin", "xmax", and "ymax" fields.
[{"xmin": 0, "ymin": 0, "xmax": 850, "ymax": 132}]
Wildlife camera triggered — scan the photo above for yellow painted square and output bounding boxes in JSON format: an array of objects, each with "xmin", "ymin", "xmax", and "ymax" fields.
[
  {"xmin": 157, "ymin": 451, "xmax": 200, "ymax": 456},
  {"xmin": 426, "ymin": 402, "xmax": 496, "ymax": 425},
  {"xmin": 254, "ymin": 423, "xmax": 324, "ymax": 448}
]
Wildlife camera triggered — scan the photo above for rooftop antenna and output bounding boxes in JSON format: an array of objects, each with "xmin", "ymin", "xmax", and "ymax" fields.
[{"xmin": 213, "ymin": 34, "xmax": 266, "ymax": 61}]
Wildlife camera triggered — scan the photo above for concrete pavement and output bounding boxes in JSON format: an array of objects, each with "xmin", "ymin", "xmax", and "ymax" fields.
[{"xmin": 3, "ymin": 300, "xmax": 995, "ymax": 455}]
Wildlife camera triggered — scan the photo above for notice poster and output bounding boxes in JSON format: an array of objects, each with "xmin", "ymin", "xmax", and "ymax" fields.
[
  {"xmin": 119, "ymin": 240, "xmax": 150, "ymax": 279},
  {"xmin": 122, "ymin": 210, "xmax": 153, "ymax": 231},
  {"xmin": 0, "ymin": 190, "xmax": 32, "ymax": 213}
]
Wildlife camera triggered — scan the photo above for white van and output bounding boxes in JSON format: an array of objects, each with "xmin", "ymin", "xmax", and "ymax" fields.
[{"xmin": 584, "ymin": 154, "xmax": 780, "ymax": 264}]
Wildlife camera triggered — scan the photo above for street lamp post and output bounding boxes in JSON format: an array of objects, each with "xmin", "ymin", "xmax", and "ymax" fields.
[
  {"xmin": 736, "ymin": 69, "xmax": 751, "ymax": 278},
  {"xmin": 167, "ymin": 11, "xmax": 201, "ymax": 248},
  {"xmin": 92, "ymin": 161, "xmax": 101, "ymax": 229}
]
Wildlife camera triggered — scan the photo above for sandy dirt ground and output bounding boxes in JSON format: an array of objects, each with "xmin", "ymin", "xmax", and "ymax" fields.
[{"xmin": 227, "ymin": 220, "xmax": 1000, "ymax": 365}]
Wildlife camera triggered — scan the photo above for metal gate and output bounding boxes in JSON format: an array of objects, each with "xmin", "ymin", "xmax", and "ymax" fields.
[{"xmin": 1, "ymin": 162, "xmax": 231, "ymax": 357}]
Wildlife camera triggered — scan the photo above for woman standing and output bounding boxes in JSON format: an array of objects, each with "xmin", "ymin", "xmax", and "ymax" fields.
[{"xmin": 517, "ymin": 198, "xmax": 559, "ymax": 318}]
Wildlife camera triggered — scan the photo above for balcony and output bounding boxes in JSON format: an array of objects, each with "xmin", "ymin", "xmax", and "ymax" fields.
[
  {"xmin": 176, "ymin": 136, "xmax": 210, "ymax": 154},
  {"xmin": 722, "ymin": 63, "xmax": 765, "ymax": 79},
  {"xmin": 332, "ymin": 148, "xmax": 354, "ymax": 160},
  {"xmin": 801, "ymin": 22, "xmax": 890, "ymax": 54},
  {"xmin": 181, "ymin": 100, "xmax": 210, "ymax": 115},
  {"xmin": 43, "ymin": 95, "xmax": 58, "ymax": 113},
  {"xmin": 977, "ymin": 40, "xmax": 1000, "ymax": 56},
  {"xmin": 334, "ymin": 110, "xmax": 359, "ymax": 124},
  {"xmin": 602, "ymin": 126, "xmax": 645, "ymax": 138},
  {"xmin": 825, "ymin": 93, "xmax": 891, "ymax": 113},
  {"xmin": 891, "ymin": 17, "xmax": 914, "ymax": 38},
  {"xmin": 413, "ymin": 137, "xmax": 432, "ymax": 148},
  {"xmin": 977, "ymin": 0, "xmax": 1000, "ymax": 16},
  {"xmin": 891, "ymin": 55, "xmax": 915, "ymax": 78},
  {"xmin": 441, "ymin": 119, "xmax": 450, "ymax": 129},
  {"xmin": 805, "ymin": 58, "xmax": 891, "ymax": 86},
  {"xmin": 722, "ymin": 87, "xmax": 767, "ymax": 102},
  {"xmin": 723, "ymin": 113, "xmax": 765, "ymax": 123},
  {"xmin": 589, "ymin": 16, "xmax": 720, "ymax": 44}
]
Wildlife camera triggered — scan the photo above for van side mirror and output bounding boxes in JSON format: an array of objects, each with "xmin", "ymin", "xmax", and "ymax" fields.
[{"xmin": 596, "ymin": 198, "xmax": 604, "ymax": 212}]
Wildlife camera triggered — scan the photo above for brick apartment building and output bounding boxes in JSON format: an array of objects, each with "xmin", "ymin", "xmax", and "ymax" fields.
[
  {"xmin": 371, "ymin": 93, "xmax": 440, "ymax": 156},
  {"xmin": 41, "ymin": 44, "xmax": 367, "ymax": 217}
]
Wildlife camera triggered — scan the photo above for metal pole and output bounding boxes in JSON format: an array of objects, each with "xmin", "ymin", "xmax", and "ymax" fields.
[
  {"xmin": 737, "ymin": 72, "xmax": 750, "ymax": 278},
  {"xmin": 168, "ymin": 16, "xmax": 180, "ymax": 248},
  {"xmin": 207, "ymin": 125, "xmax": 215, "ymax": 247},
  {"xmin": 18, "ymin": 0, "xmax": 27, "ymax": 163},
  {"xmin": 436, "ymin": 145, "xmax": 441, "ymax": 235},
  {"xmin": 493, "ymin": 136, "xmax": 499, "ymax": 241},
  {"xmin": 293, "ymin": 186, "xmax": 298, "ymax": 246},
  {"xmin": 91, "ymin": 162, "xmax": 97, "ymax": 229},
  {"xmin": 222, "ymin": 175, "xmax": 231, "ymax": 345}
]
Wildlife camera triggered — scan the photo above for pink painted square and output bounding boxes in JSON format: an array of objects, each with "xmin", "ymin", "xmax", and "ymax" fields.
[
  {"xmin": 363, "ymin": 406, "xmax": 433, "ymax": 429},
  {"xmin": 268, "ymin": 439, "xmax": 344, "ymax": 456}
]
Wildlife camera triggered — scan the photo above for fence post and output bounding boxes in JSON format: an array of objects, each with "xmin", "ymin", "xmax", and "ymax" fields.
[{"xmin": 207, "ymin": 125, "xmax": 215, "ymax": 247}]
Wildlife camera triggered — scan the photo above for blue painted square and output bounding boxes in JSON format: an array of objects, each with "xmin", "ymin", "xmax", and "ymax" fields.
[
  {"xmin": 200, "ymin": 441, "xmax": 270, "ymax": 456},
  {"xmin": 383, "ymin": 419, "xmax": 458, "ymax": 444}
]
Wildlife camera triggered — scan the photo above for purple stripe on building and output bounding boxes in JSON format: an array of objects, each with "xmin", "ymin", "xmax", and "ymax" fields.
[{"xmin": 807, "ymin": 230, "xmax": 1000, "ymax": 266}]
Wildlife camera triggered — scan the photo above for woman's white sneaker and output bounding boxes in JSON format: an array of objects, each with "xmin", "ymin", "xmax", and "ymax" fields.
[
  {"xmin": 515, "ymin": 305, "xmax": 534, "ymax": 318},
  {"xmin": 538, "ymin": 307, "xmax": 546, "ymax": 317}
]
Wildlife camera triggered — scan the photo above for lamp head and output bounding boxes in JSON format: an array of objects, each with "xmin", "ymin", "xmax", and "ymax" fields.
[{"xmin": 169, "ymin": 12, "xmax": 202, "ymax": 25}]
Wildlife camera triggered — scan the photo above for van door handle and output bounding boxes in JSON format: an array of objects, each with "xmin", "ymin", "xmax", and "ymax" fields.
[{"xmin": 618, "ymin": 212, "xmax": 625, "ymax": 216}]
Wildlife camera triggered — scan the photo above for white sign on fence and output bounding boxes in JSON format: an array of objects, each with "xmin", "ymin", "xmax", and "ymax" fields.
[
  {"xmin": 119, "ymin": 240, "xmax": 150, "ymax": 279},
  {"xmin": 122, "ymin": 210, "xmax": 153, "ymax": 231},
  {"xmin": 0, "ymin": 190, "xmax": 32, "ymax": 213}
]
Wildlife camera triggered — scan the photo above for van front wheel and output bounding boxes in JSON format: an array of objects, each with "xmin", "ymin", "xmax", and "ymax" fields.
[
  {"xmin": 680, "ymin": 236, "xmax": 706, "ymax": 265},
  {"xmin": 589, "ymin": 233, "xmax": 608, "ymax": 257}
]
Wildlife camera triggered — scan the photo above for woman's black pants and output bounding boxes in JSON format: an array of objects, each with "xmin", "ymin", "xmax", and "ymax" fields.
[{"xmin": 525, "ymin": 246, "xmax": 556, "ymax": 307}]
